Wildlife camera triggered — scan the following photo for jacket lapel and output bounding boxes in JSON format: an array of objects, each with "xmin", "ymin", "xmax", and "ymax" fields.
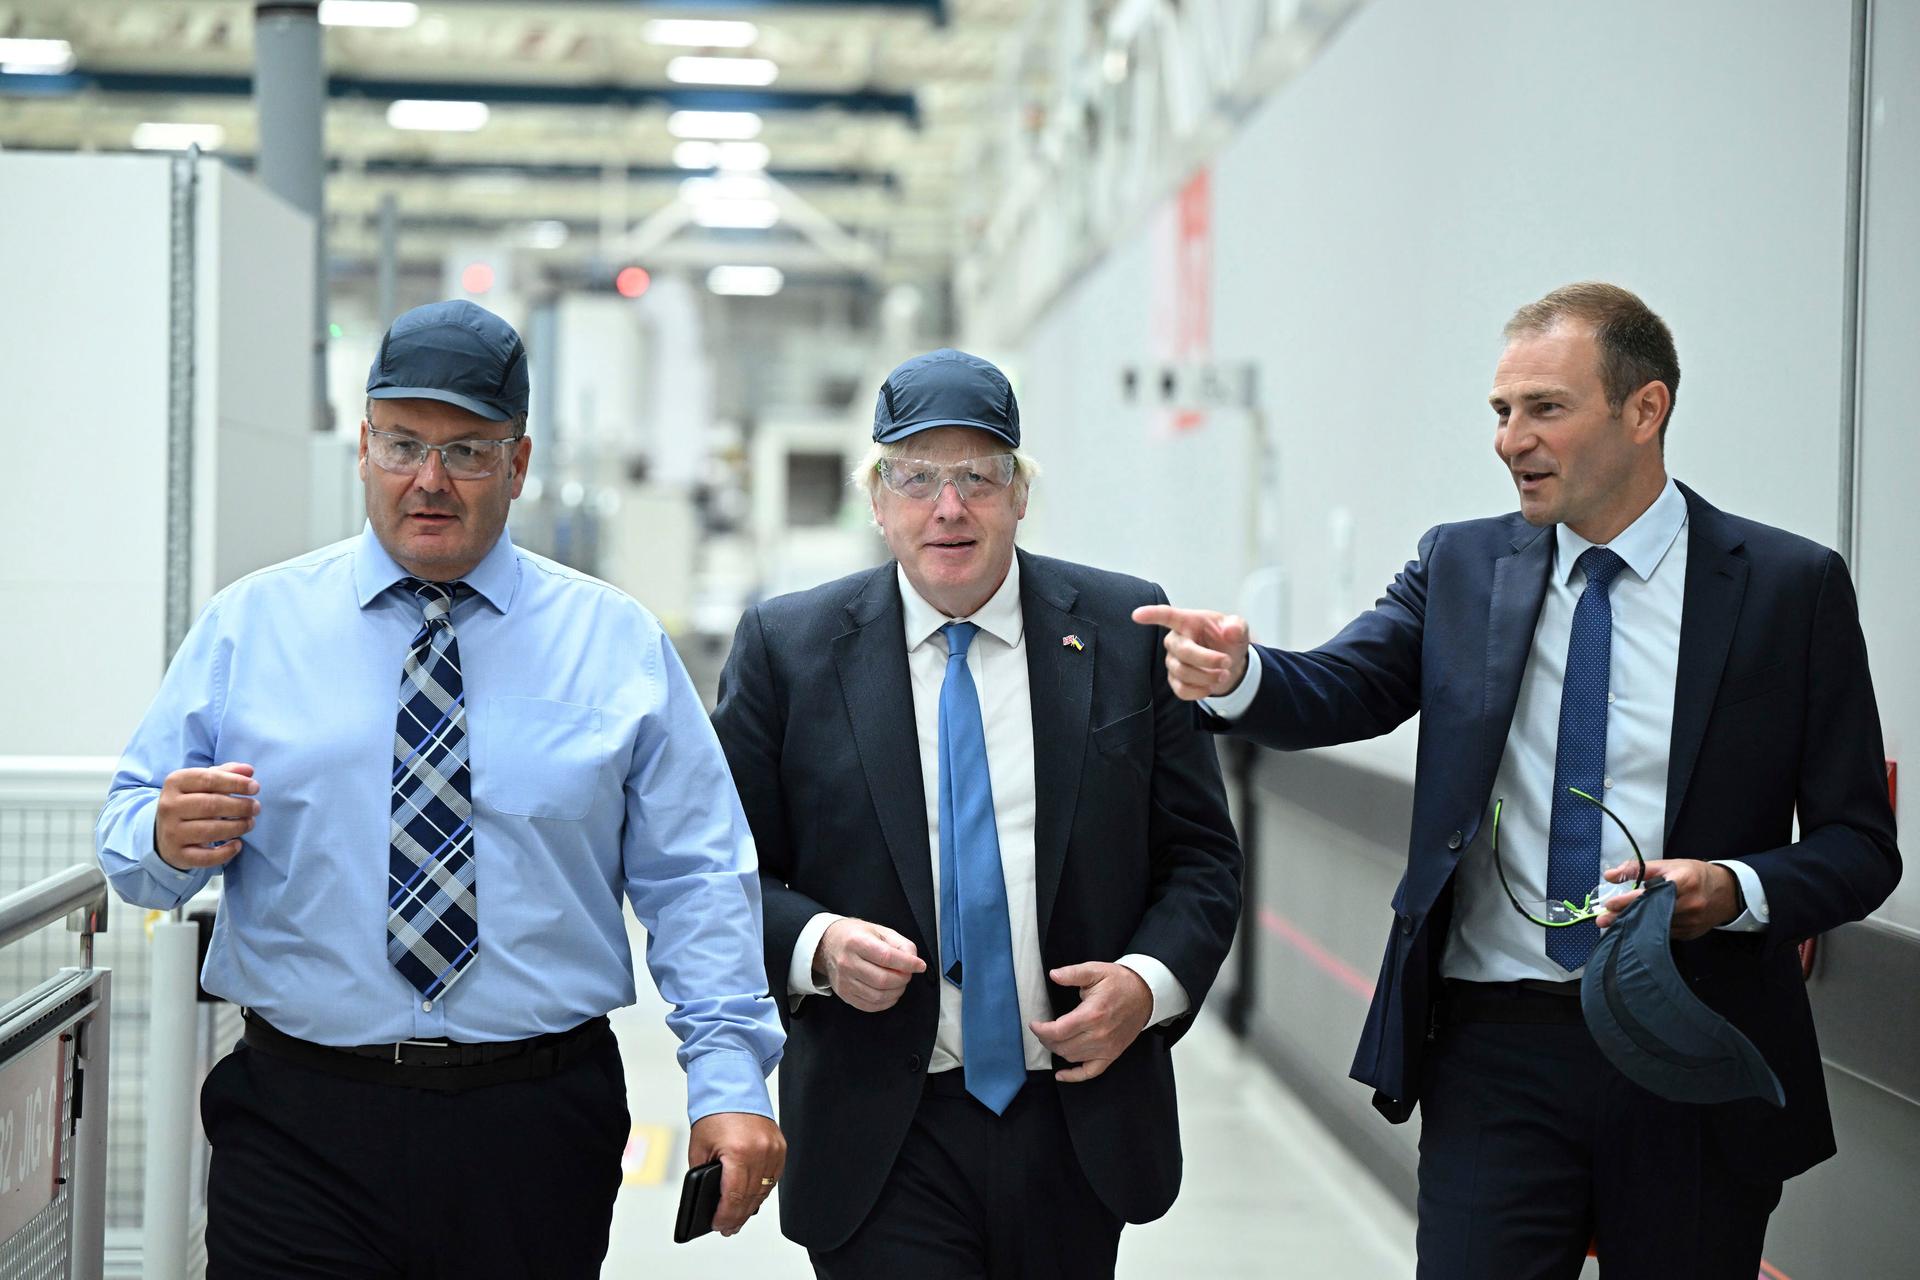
[
  {"xmin": 832, "ymin": 566, "xmax": 938, "ymax": 952},
  {"xmin": 1664, "ymin": 484, "xmax": 1748, "ymax": 843},
  {"xmin": 1018, "ymin": 551, "xmax": 1090, "ymax": 944},
  {"xmin": 1476, "ymin": 520, "xmax": 1554, "ymax": 814}
]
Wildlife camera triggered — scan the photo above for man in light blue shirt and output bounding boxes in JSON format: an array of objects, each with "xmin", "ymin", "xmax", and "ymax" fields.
[{"xmin": 97, "ymin": 300, "xmax": 785, "ymax": 1277}]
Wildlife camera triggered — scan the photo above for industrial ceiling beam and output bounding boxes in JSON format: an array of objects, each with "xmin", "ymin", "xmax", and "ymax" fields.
[{"xmin": 0, "ymin": 69, "xmax": 920, "ymax": 124}]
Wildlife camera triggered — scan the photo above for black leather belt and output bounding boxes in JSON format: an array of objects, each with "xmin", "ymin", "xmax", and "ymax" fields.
[
  {"xmin": 1439, "ymin": 978, "xmax": 1586, "ymax": 1027},
  {"xmin": 241, "ymin": 1011, "xmax": 611, "ymax": 1092}
]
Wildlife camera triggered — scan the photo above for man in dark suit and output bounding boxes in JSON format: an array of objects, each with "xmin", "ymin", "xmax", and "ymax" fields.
[
  {"xmin": 712, "ymin": 348, "xmax": 1243, "ymax": 1278},
  {"xmin": 1138, "ymin": 282, "xmax": 1900, "ymax": 1279}
]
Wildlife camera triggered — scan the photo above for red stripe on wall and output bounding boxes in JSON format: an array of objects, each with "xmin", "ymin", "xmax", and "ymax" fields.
[{"xmin": 1256, "ymin": 904, "xmax": 1376, "ymax": 1002}]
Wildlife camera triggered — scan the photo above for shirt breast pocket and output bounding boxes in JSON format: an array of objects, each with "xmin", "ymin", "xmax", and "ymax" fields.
[{"xmin": 480, "ymin": 696, "xmax": 607, "ymax": 820}]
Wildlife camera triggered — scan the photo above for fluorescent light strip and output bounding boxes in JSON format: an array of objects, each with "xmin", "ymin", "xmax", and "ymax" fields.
[
  {"xmin": 692, "ymin": 199, "xmax": 780, "ymax": 230},
  {"xmin": 680, "ymin": 174, "xmax": 772, "ymax": 203},
  {"xmin": 644, "ymin": 20, "xmax": 758, "ymax": 49},
  {"xmin": 667, "ymin": 110, "xmax": 762, "ymax": 141},
  {"xmin": 131, "ymin": 122, "xmax": 226, "ymax": 152},
  {"xmin": 672, "ymin": 141, "xmax": 771, "ymax": 171},
  {"xmin": 0, "ymin": 38, "xmax": 75, "ymax": 73},
  {"xmin": 386, "ymin": 99, "xmax": 489, "ymax": 132},
  {"xmin": 318, "ymin": 1, "xmax": 419, "ymax": 27},
  {"xmin": 667, "ymin": 56, "xmax": 778, "ymax": 87},
  {"xmin": 708, "ymin": 266, "xmax": 784, "ymax": 297}
]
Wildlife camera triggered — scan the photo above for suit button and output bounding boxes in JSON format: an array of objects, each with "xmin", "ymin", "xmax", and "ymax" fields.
[
  {"xmin": 905, "ymin": 1053, "xmax": 922, "ymax": 1072},
  {"xmin": 1447, "ymin": 831, "xmax": 1463, "ymax": 850},
  {"xmin": 1399, "ymin": 914, "xmax": 1415, "ymax": 935}
]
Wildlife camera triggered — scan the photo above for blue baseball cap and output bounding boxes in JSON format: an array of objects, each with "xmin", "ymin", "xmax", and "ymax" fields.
[
  {"xmin": 873, "ymin": 348, "xmax": 1019, "ymax": 447},
  {"xmin": 1580, "ymin": 879, "xmax": 1785, "ymax": 1107},
  {"xmin": 367, "ymin": 300, "xmax": 529, "ymax": 423}
]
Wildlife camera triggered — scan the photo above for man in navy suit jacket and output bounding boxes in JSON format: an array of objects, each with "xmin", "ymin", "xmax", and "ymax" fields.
[
  {"xmin": 1138, "ymin": 282, "xmax": 1899, "ymax": 1279},
  {"xmin": 715, "ymin": 350, "xmax": 1242, "ymax": 1277}
]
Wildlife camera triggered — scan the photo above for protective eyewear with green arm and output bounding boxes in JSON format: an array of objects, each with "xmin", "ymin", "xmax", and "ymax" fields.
[{"xmin": 1489, "ymin": 787, "xmax": 1647, "ymax": 928}]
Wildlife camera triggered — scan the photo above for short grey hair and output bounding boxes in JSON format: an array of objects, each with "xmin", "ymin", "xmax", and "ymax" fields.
[
  {"xmin": 851, "ymin": 438, "xmax": 1040, "ymax": 507},
  {"xmin": 365, "ymin": 397, "xmax": 527, "ymax": 436}
]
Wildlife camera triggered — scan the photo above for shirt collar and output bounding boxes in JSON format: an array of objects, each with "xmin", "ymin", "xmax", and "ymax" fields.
[
  {"xmin": 896, "ymin": 554, "xmax": 1025, "ymax": 652},
  {"xmin": 1553, "ymin": 476, "xmax": 1688, "ymax": 585},
  {"xmin": 352, "ymin": 522, "xmax": 520, "ymax": 613}
]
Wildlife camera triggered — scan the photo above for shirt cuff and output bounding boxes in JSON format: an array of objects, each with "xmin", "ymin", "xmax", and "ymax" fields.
[
  {"xmin": 1201, "ymin": 651, "xmax": 1263, "ymax": 721},
  {"xmin": 136, "ymin": 807, "xmax": 211, "ymax": 906},
  {"xmin": 685, "ymin": 1049, "xmax": 776, "ymax": 1125},
  {"xmin": 1711, "ymin": 859, "xmax": 1770, "ymax": 932},
  {"xmin": 1116, "ymin": 953, "xmax": 1191, "ymax": 1028},
  {"xmin": 789, "ymin": 912, "xmax": 844, "ymax": 998}
]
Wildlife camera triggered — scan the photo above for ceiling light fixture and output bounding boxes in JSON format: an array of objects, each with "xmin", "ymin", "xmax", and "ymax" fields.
[
  {"xmin": 0, "ymin": 38, "xmax": 76, "ymax": 74},
  {"xmin": 672, "ymin": 140, "xmax": 771, "ymax": 171},
  {"xmin": 131, "ymin": 122, "xmax": 226, "ymax": 152},
  {"xmin": 707, "ymin": 265, "xmax": 785, "ymax": 297},
  {"xmin": 386, "ymin": 99, "xmax": 490, "ymax": 132},
  {"xmin": 318, "ymin": 1, "xmax": 419, "ymax": 28},
  {"xmin": 667, "ymin": 110, "xmax": 763, "ymax": 141},
  {"xmin": 692, "ymin": 199, "xmax": 780, "ymax": 230},
  {"xmin": 643, "ymin": 20, "xmax": 758, "ymax": 49},
  {"xmin": 666, "ymin": 56, "xmax": 779, "ymax": 87},
  {"xmin": 680, "ymin": 174, "xmax": 772, "ymax": 203}
]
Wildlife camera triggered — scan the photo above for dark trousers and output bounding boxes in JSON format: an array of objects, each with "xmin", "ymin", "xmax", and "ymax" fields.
[
  {"xmin": 1415, "ymin": 1017, "xmax": 1782, "ymax": 1280},
  {"xmin": 810, "ymin": 1070, "xmax": 1124, "ymax": 1280},
  {"xmin": 201, "ymin": 1034, "xmax": 629, "ymax": 1279}
]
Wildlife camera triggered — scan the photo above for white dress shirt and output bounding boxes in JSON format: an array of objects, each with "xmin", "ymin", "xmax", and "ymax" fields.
[
  {"xmin": 1209, "ymin": 479, "xmax": 1768, "ymax": 983},
  {"xmin": 788, "ymin": 555, "xmax": 1189, "ymax": 1071}
]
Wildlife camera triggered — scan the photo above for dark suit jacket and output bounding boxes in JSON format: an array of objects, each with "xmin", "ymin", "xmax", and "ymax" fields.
[
  {"xmin": 712, "ymin": 549, "xmax": 1243, "ymax": 1250},
  {"xmin": 1211, "ymin": 482, "xmax": 1899, "ymax": 1184}
]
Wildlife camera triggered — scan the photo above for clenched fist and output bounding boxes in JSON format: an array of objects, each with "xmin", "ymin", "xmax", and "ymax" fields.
[
  {"xmin": 814, "ymin": 918, "xmax": 927, "ymax": 1012},
  {"xmin": 155, "ymin": 762, "xmax": 260, "ymax": 870}
]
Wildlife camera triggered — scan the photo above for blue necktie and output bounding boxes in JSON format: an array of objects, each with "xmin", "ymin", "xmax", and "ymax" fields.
[
  {"xmin": 1545, "ymin": 547, "xmax": 1627, "ymax": 971},
  {"xmin": 936, "ymin": 622, "xmax": 1026, "ymax": 1114},
  {"xmin": 388, "ymin": 578, "xmax": 480, "ymax": 1003}
]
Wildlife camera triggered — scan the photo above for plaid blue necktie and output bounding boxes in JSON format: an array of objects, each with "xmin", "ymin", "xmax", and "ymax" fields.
[
  {"xmin": 936, "ymin": 622, "xmax": 1026, "ymax": 1114},
  {"xmin": 1545, "ymin": 547, "xmax": 1627, "ymax": 971},
  {"xmin": 387, "ymin": 578, "xmax": 479, "ymax": 1002}
]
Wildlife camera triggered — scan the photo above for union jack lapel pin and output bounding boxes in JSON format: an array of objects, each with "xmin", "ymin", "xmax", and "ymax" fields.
[{"xmin": 1061, "ymin": 634, "xmax": 1085, "ymax": 651}]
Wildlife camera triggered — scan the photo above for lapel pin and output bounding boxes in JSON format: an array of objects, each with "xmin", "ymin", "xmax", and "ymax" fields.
[{"xmin": 1061, "ymin": 634, "xmax": 1084, "ymax": 651}]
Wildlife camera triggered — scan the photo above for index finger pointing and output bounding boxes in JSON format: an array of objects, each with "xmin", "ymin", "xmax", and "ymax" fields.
[{"xmin": 1132, "ymin": 604, "xmax": 1216, "ymax": 634}]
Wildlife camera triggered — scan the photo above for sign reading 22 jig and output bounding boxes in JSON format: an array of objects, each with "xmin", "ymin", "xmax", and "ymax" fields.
[{"xmin": 0, "ymin": 1035, "xmax": 65, "ymax": 1244}]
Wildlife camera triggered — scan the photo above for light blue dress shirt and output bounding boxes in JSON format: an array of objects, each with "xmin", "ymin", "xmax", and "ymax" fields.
[{"xmin": 97, "ymin": 526, "xmax": 783, "ymax": 1122}]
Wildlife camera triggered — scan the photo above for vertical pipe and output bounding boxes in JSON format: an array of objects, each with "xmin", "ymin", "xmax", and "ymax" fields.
[
  {"xmin": 377, "ymin": 191, "xmax": 399, "ymax": 330},
  {"xmin": 1836, "ymin": 0, "xmax": 1872, "ymax": 565},
  {"xmin": 165, "ymin": 153, "xmax": 199, "ymax": 664},
  {"xmin": 69, "ymin": 975, "xmax": 111, "ymax": 1280},
  {"xmin": 254, "ymin": 0, "xmax": 330, "ymax": 432},
  {"xmin": 140, "ymin": 920, "xmax": 201, "ymax": 1280}
]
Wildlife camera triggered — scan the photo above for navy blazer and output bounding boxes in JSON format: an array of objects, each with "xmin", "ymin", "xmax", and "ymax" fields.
[
  {"xmin": 713, "ymin": 549, "xmax": 1243, "ymax": 1250},
  {"xmin": 1213, "ymin": 482, "xmax": 1899, "ymax": 1183}
]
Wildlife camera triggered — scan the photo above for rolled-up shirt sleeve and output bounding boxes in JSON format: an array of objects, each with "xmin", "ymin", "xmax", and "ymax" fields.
[
  {"xmin": 96, "ymin": 600, "xmax": 229, "ymax": 910},
  {"xmin": 622, "ymin": 625, "xmax": 785, "ymax": 1124}
]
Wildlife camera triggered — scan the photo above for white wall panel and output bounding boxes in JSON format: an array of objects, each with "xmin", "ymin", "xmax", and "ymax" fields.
[
  {"xmin": 0, "ymin": 154, "xmax": 173, "ymax": 756},
  {"xmin": 1011, "ymin": 0, "xmax": 1859, "ymax": 783},
  {"xmin": 1851, "ymin": 0, "xmax": 1920, "ymax": 931}
]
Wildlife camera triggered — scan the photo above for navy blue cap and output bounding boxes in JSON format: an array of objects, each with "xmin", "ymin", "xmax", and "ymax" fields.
[
  {"xmin": 873, "ymin": 348, "xmax": 1019, "ymax": 447},
  {"xmin": 367, "ymin": 300, "xmax": 529, "ymax": 423},
  {"xmin": 1580, "ymin": 879, "xmax": 1785, "ymax": 1107}
]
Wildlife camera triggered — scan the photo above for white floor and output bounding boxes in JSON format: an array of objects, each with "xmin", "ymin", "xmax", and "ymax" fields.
[{"xmin": 601, "ymin": 918, "xmax": 1416, "ymax": 1278}]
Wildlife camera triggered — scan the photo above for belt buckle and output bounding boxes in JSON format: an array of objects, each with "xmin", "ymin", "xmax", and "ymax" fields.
[{"xmin": 394, "ymin": 1037, "xmax": 450, "ymax": 1066}]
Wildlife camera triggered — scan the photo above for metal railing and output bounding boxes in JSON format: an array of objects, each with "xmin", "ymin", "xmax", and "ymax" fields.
[
  {"xmin": 0, "ymin": 758, "xmax": 237, "ymax": 1280},
  {"xmin": 0, "ymin": 864, "xmax": 112, "ymax": 1280}
]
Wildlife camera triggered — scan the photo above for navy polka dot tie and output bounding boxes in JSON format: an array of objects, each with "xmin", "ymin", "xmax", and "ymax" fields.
[{"xmin": 1545, "ymin": 547, "xmax": 1627, "ymax": 971}]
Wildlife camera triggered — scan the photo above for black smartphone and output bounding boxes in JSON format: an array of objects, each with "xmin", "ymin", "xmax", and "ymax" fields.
[{"xmin": 674, "ymin": 1159, "xmax": 725, "ymax": 1244}]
